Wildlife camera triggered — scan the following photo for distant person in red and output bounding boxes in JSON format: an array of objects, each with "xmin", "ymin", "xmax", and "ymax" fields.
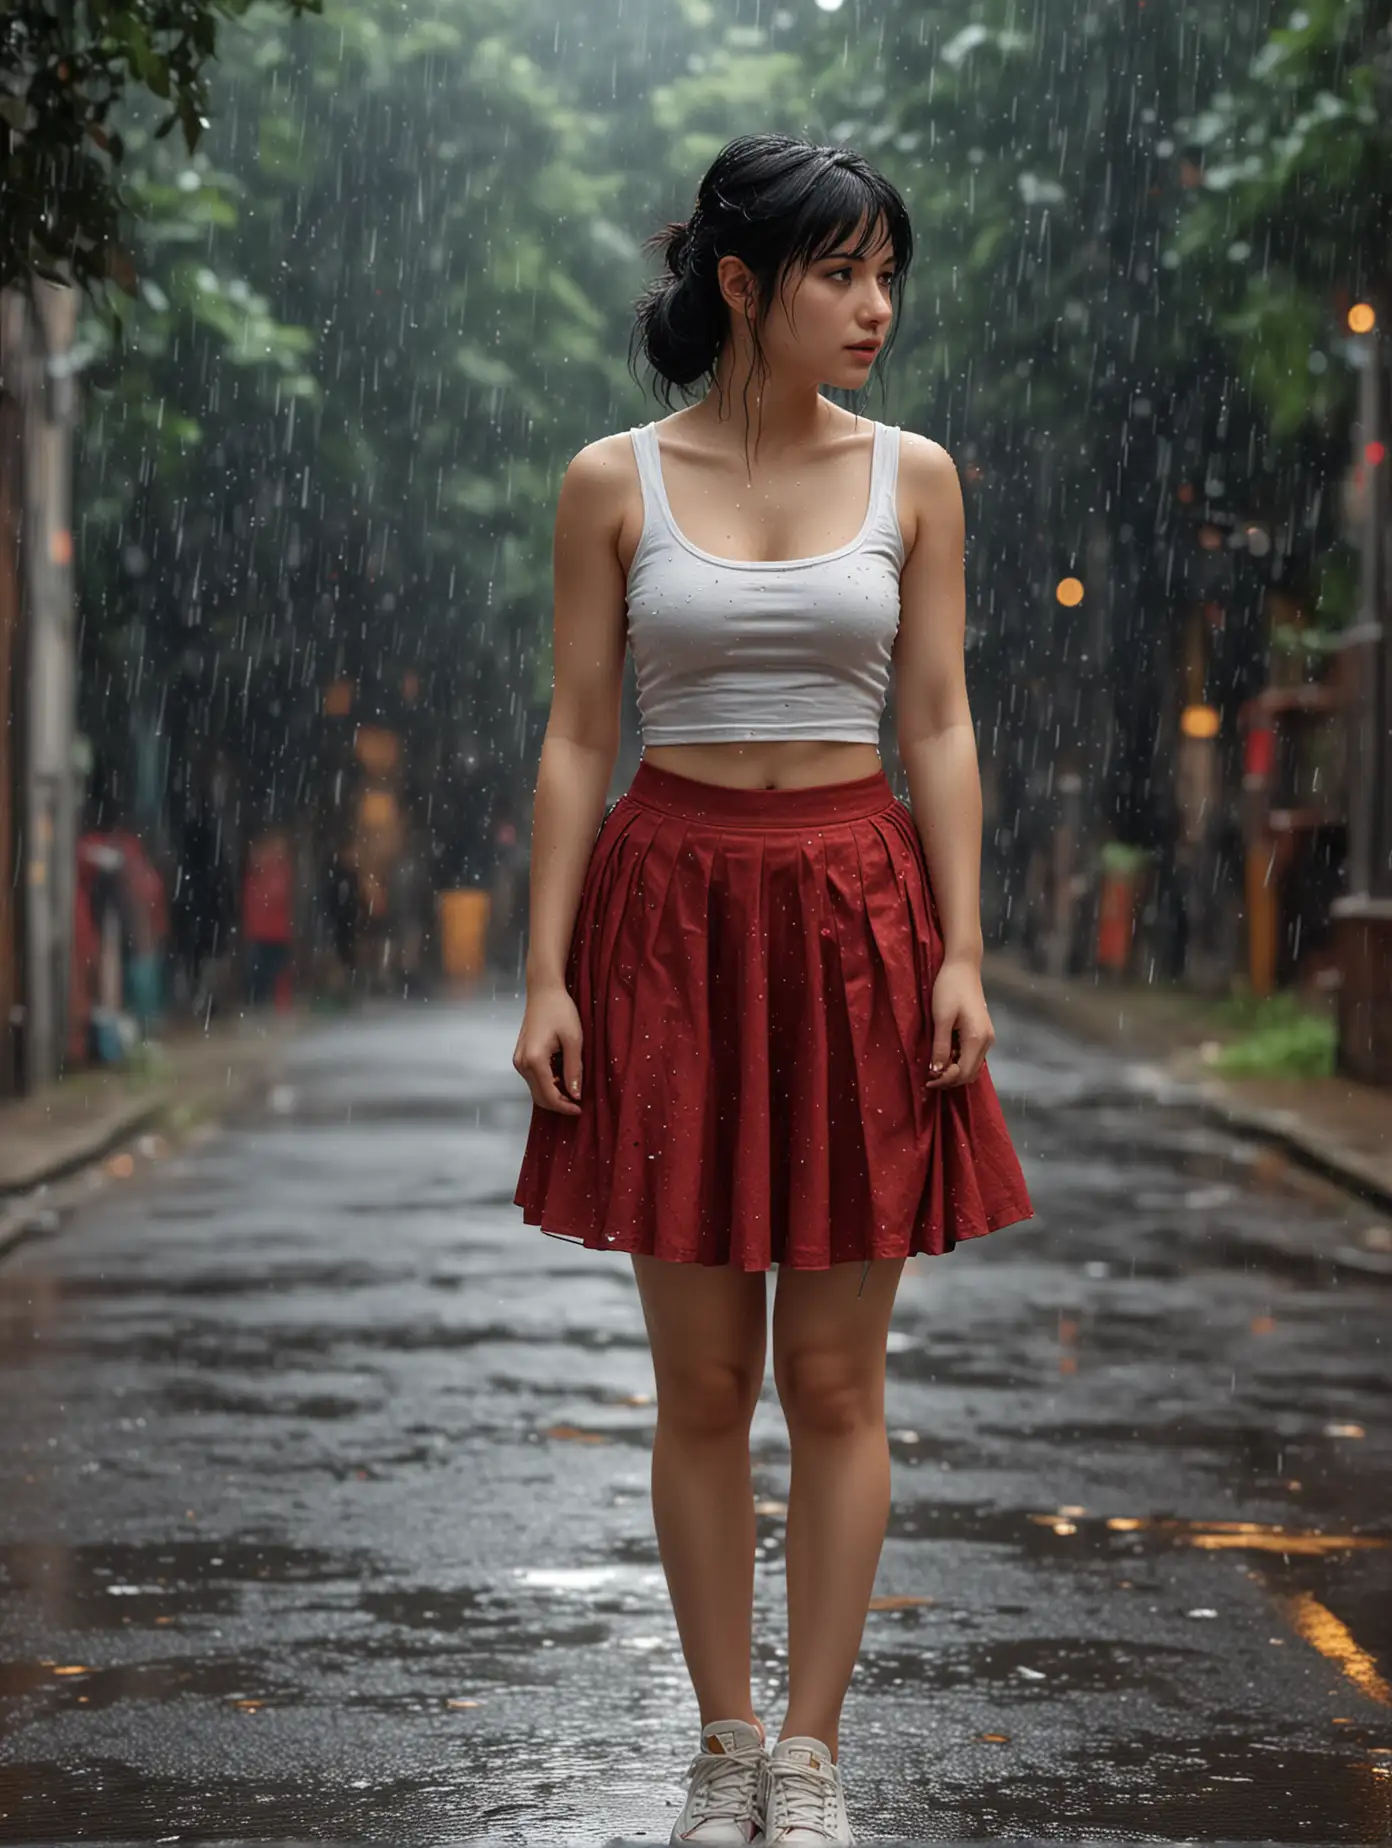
[
  {"xmin": 242, "ymin": 829, "xmax": 294, "ymax": 1009},
  {"xmin": 108, "ymin": 823, "xmax": 170, "ymax": 1031}
]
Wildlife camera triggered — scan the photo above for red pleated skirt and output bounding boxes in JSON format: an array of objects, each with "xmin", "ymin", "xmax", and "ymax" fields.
[{"xmin": 513, "ymin": 760, "xmax": 1033, "ymax": 1270}]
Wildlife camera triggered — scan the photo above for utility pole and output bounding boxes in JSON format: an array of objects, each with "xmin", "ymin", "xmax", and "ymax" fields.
[
  {"xmin": 0, "ymin": 349, "xmax": 20, "ymax": 1097},
  {"xmin": 0, "ymin": 279, "xmax": 79, "ymax": 1092},
  {"xmin": 1331, "ymin": 294, "xmax": 1392, "ymax": 1085}
]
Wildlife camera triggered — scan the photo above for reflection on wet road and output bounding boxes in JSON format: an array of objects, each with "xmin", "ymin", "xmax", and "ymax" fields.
[{"xmin": 0, "ymin": 1000, "xmax": 1388, "ymax": 1844}]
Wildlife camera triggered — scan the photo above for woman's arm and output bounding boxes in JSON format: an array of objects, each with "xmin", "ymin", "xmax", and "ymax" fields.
[
  {"xmin": 891, "ymin": 433, "xmax": 994, "ymax": 1088},
  {"xmin": 513, "ymin": 439, "xmax": 629, "ymax": 1112}
]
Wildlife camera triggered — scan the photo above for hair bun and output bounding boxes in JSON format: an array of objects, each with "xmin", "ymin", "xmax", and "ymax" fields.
[{"xmin": 660, "ymin": 219, "xmax": 693, "ymax": 277}]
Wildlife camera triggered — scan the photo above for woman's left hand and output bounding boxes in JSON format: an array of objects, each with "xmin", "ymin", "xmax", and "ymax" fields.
[{"xmin": 925, "ymin": 956, "xmax": 995, "ymax": 1088}]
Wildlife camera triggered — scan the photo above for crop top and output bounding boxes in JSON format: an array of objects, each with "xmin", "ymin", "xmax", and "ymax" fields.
[{"xmin": 625, "ymin": 419, "xmax": 905, "ymax": 745}]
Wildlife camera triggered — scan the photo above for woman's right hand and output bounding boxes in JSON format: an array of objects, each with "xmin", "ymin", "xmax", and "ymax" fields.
[{"xmin": 513, "ymin": 982, "xmax": 584, "ymax": 1115}]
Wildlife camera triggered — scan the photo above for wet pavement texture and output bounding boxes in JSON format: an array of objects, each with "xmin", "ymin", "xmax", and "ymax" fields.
[{"xmin": 0, "ymin": 999, "xmax": 1388, "ymax": 1846}]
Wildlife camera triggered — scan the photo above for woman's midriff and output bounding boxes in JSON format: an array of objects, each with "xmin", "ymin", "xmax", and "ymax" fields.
[{"xmin": 641, "ymin": 738, "xmax": 883, "ymax": 791}]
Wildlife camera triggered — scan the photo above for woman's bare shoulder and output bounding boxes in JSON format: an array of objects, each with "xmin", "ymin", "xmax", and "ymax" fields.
[
  {"xmin": 563, "ymin": 431, "xmax": 641, "ymax": 487},
  {"xmin": 894, "ymin": 430, "xmax": 964, "ymax": 558},
  {"xmin": 556, "ymin": 431, "xmax": 640, "ymax": 529},
  {"xmin": 896, "ymin": 428, "xmax": 959, "ymax": 487}
]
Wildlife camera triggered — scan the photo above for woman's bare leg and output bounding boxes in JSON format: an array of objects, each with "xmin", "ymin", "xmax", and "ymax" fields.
[
  {"xmin": 632, "ymin": 1254, "xmax": 770, "ymax": 1735},
  {"xmin": 770, "ymin": 1256, "xmax": 907, "ymax": 1758}
]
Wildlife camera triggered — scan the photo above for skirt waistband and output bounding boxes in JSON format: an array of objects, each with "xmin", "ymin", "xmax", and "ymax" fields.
[{"xmin": 623, "ymin": 758, "xmax": 897, "ymax": 829}]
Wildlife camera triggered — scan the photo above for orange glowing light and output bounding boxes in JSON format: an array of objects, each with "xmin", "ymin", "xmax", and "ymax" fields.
[
  {"xmin": 353, "ymin": 726, "xmax": 399, "ymax": 774},
  {"xmin": 1180, "ymin": 704, "xmax": 1221, "ymax": 740},
  {"xmin": 359, "ymin": 789, "xmax": 398, "ymax": 829},
  {"xmin": 1055, "ymin": 577, "xmax": 1084, "ymax": 607},
  {"xmin": 1349, "ymin": 302, "xmax": 1377, "ymax": 334},
  {"xmin": 324, "ymin": 680, "xmax": 354, "ymax": 717},
  {"xmin": 49, "ymin": 528, "xmax": 73, "ymax": 567}
]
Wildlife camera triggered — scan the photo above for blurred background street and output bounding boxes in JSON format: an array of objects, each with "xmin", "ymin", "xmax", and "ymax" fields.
[{"xmin": 0, "ymin": 997, "xmax": 1388, "ymax": 1844}]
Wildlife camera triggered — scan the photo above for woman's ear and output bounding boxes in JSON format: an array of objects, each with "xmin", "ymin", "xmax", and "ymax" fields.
[{"xmin": 716, "ymin": 253, "xmax": 757, "ymax": 321}]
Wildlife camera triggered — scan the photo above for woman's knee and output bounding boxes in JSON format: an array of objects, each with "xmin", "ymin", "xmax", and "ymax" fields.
[
  {"xmin": 633, "ymin": 1255, "xmax": 766, "ymax": 1438},
  {"xmin": 655, "ymin": 1355, "xmax": 763, "ymax": 1438},
  {"xmin": 773, "ymin": 1348, "xmax": 883, "ymax": 1437}
]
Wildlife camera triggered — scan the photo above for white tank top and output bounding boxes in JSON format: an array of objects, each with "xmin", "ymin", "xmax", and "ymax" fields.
[{"xmin": 625, "ymin": 419, "xmax": 904, "ymax": 746}]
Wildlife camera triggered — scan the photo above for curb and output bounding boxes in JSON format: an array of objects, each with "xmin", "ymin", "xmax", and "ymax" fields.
[
  {"xmin": 0, "ymin": 1022, "xmax": 303, "ymax": 1265},
  {"xmin": 1181, "ymin": 1075, "xmax": 1392, "ymax": 1220},
  {"xmin": 0, "ymin": 1094, "xmax": 166, "ymax": 1201},
  {"xmin": 0, "ymin": 1095, "xmax": 166, "ymax": 1263},
  {"xmin": 985, "ymin": 955, "xmax": 1392, "ymax": 1222}
]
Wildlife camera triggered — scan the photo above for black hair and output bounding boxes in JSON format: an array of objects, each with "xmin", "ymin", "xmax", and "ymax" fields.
[{"xmin": 631, "ymin": 133, "xmax": 914, "ymax": 408}]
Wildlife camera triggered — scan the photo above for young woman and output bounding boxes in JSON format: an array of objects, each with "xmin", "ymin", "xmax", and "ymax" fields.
[{"xmin": 513, "ymin": 134, "xmax": 1032, "ymax": 1846}]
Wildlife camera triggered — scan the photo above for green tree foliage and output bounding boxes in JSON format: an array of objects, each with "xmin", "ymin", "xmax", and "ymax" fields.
[
  {"xmin": 1, "ymin": 0, "xmax": 319, "ymax": 294},
  {"xmin": 1173, "ymin": 0, "xmax": 1391, "ymax": 436},
  {"xmin": 77, "ymin": 0, "xmax": 656, "ymax": 814}
]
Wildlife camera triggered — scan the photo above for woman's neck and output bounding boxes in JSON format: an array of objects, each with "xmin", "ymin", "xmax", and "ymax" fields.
[{"xmin": 687, "ymin": 356, "xmax": 839, "ymax": 454}]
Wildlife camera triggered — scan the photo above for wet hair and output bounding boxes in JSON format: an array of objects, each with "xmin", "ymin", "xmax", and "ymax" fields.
[{"xmin": 632, "ymin": 133, "xmax": 914, "ymax": 408}]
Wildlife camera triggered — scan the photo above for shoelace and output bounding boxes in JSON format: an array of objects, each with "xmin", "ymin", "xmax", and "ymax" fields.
[
  {"xmin": 682, "ymin": 1747, "xmax": 765, "ymax": 1827},
  {"xmin": 763, "ymin": 1754, "xmax": 839, "ymax": 1838}
]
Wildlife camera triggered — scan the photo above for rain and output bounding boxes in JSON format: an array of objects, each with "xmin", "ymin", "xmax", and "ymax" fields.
[{"xmin": 0, "ymin": 0, "xmax": 1389, "ymax": 1841}]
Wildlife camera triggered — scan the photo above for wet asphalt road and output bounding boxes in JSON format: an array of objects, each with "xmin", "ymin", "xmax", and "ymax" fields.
[{"xmin": 0, "ymin": 998, "xmax": 1388, "ymax": 1847}]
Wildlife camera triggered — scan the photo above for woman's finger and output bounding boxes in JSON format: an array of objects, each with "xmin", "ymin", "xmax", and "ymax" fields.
[
  {"xmin": 518, "ymin": 1040, "xmax": 582, "ymax": 1114},
  {"xmin": 956, "ymin": 1029, "xmax": 990, "ymax": 1085},
  {"xmin": 531, "ymin": 1063, "xmax": 582, "ymax": 1115},
  {"xmin": 928, "ymin": 1012, "xmax": 957, "ymax": 1077}
]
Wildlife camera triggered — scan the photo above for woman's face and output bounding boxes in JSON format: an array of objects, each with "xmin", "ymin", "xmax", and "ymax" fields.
[{"xmin": 729, "ymin": 217, "xmax": 898, "ymax": 390}]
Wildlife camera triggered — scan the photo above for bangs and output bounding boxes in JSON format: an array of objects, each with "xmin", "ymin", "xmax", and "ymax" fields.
[{"xmin": 779, "ymin": 163, "xmax": 914, "ymax": 281}]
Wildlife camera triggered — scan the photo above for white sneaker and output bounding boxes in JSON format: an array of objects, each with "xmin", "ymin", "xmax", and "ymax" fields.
[
  {"xmin": 670, "ymin": 1717, "xmax": 768, "ymax": 1844},
  {"xmin": 760, "ymin": 1736, "xmax": 854, "ymax": 1844}
]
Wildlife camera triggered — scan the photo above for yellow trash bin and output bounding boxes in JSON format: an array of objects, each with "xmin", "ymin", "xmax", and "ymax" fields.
[{"xmin": 438, "ymin": 889, "xmax": 492, "ymax": 983}]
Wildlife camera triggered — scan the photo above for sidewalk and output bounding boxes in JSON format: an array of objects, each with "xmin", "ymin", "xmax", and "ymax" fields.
[
  {"xmin": 984, "ymin": 950, "xmax": 1392, "ymax": 1220},
  {"xmin": 0, "ymin": 1007, "xmax": 308, "ymax": 1258}
]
